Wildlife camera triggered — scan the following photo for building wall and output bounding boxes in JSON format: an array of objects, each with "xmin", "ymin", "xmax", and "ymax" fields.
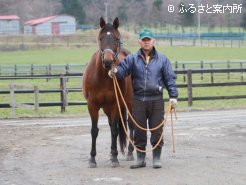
[
  {"xmin": 24, "ymin": 15, "xmax": 76, "ymax": 35},
  {"xmin": 0, "ymin": 19, "xmax": 20, "ymax": 35}
]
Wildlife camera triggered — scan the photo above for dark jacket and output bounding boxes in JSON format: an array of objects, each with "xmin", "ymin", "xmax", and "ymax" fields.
[{"xmin": 116, "ymin": 47, "xmax": 178, "ymax": 101}]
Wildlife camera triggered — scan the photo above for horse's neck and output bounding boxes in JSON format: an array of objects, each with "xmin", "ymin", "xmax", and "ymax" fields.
[{"xmin": 95, "ymin": 52, "xmax": 108, "ymax": 78}]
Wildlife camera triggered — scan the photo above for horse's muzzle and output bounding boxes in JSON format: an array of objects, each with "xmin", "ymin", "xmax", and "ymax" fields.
[{"xmin": 103, "ymin": 60, "xmax": 114, "ymax": 70}]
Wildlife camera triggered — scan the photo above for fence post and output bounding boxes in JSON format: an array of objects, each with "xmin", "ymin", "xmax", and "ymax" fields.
[
  {"xmin": 15, "ymin": 65, "xmax": 17, "ymax": 76},
  {"xmin": 65, "ymin": 64, "xmax": 70, "ymax": 82},
  {"xmin": 175, "ymin": 61, "xmax": 178, "ymax": 71},
  {"xmin": 60, "ymin": 75, "xmax": 67, "ymax": 113},
  {"xmin": 34, "ymin": 86, "xmax": 39, "ymax": 112},
  {"xmin": 31, "ymin": 64, "xmax": 34, "ymax": 76},
  {"xmin": 182, "ymin": 64, "xmax": 186, "ymax": 83},
  {"xmin": 240, "ymin": 62, "xmax": 244, "ymax": 82},
  {"xmin": 210, "ymin": 63, "xmax": 214, "ymax": 83},
  {"xmin": 200, "ymin": 60, "xmax": 204, "ymax": 80},
  {"xmin": 9, "ymin": 83, "xmax": 16, "ymax": 117},
  {"xmin": 46, "ymin": 64, "xmax": 51, "ymax": 82},
  {"xmin": 187, "ymin": 69, "xmax": 193, "ymax": 107},
  {"xmin": 227, "ymin": 60, "xmax": 230, "ymax": 80}
]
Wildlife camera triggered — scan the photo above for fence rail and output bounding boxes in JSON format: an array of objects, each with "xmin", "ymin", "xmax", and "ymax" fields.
[
  {"xmin": 0, "ymin": 64, "xmax": 87, "ymax": 76},
  {"xmin": 0, "ymin": 34, "xmax": 246, "ymax": 50},
  {"xmin": 1, "ymin": 61, "xmax": 245, "ymax": 77},
  {"xmin": 0, "ymin": 68, "xmax": 245, "ymax": 114}
]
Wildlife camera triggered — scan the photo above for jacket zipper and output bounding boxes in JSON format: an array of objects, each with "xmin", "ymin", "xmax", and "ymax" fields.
[{"xmin": 143, "ymin": 64, "xmax": 148, "ymax": 101}]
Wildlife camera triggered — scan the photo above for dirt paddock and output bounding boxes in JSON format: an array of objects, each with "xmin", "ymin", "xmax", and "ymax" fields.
[{"xmin": 0, "ymin": 109, "xmax": 246, "ymax": 185}]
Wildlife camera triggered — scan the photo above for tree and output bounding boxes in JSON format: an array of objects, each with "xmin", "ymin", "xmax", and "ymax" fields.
[
  {"xmin": 118, "ymin": 5, "xmax": 128, "ymax": 23},
  {"xmin": 240, "ymin": 13, "xmax": 246, "ymax": 30},
  {"xmin": 60, "ymin": 0, "xmax": 85, "ymax": 24},
  {"xmin": 240, "ymin": 1, "xmax": 246, "ymax": 30},
  {"xmin": 178, "ymin": 2, "xmax": 195, "ymax": 32},
  {"xmin": 153, "ymin": 0, "xmax": 163, "ymax": 11}
]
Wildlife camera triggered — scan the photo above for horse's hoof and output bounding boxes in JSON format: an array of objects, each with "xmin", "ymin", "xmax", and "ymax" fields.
[
  {"xmin": 126, "ymin": 154, "xmax": 134, "ymax": 161},
  {"xmin": 89, "ymin": 158, "xmax": 97, "ymax": 168},
  {"xmin": 89, "ymin": 162, "xmax": 97, "ymax": 168},
  {"xmin": 111, "ymin": 161, "xmax": 120, "ymax": 168},
  {"xmin": 110, "ymin": 157, "xmax": 120, "ymax": 168}
]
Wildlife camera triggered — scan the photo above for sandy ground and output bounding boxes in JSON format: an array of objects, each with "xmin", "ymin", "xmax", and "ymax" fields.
[{"xmin": 0, "ymin": 109, "xmax": 246, "ymax": 185}]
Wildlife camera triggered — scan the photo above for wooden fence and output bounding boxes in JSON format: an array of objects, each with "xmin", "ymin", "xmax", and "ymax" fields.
[
  {"xmin": 9, "ymin": 83, "xmax": 39, "ymax": 117},
  {"xmin": 0, "ymin": 68, "xmax": 245, "ymax": 114},
  {"xmin": 0, "ymin": 64, "xmax": 87, "ymax": 76},
  {"xmin": 0, "ymin": 34, "xmax": 245, "ymax": 50},
  {"xmin": 0, "ymin": 61, "xmax": 245, "ymax": 79}
]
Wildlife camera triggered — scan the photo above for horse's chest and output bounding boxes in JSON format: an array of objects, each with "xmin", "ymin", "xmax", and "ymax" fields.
[{"xmin": 92, "ymin": 89, "xmax": 115, "ymax": 106}]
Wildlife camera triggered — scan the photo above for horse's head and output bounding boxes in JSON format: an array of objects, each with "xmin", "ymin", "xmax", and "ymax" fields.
[{"xmin": 98, "ymin": 17, "xmax": 121, "ymax": 70}]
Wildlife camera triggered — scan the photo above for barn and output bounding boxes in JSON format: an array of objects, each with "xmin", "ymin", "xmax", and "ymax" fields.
[
  {"xmin": 24, "ymin": 15, "xmax": 76, "ymax": 35},
  {"xmin": 0, "ymin": 15, "xmax": 20, "ymax": 35}
]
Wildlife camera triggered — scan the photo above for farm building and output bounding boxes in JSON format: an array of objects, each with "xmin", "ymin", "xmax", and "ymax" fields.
[
  {"xmin": 0, "ymin": 15, "xmax": 20, "ymax": 35},
  {"xmin": 24, "ymin": 15, "xmax": 76, "ymax": 35}
]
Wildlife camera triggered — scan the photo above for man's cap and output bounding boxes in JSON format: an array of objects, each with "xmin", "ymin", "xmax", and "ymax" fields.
[{"xmin": 139, "ymin": 28, "xmax": 154, "ymax": 40}]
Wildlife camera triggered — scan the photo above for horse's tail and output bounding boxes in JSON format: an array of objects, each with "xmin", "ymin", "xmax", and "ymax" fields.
[{"xmin": 118, "ymin": 107, "xmax": 127, "ymax": 154}]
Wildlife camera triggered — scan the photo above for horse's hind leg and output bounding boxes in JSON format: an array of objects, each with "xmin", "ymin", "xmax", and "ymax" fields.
[
  {"xmin": 126, "ymin": 118, "xmax": 134, "ymax": 161},
  {"xmin": 88, "ymin": 106, "xmax": 99, "ymax": 168}
]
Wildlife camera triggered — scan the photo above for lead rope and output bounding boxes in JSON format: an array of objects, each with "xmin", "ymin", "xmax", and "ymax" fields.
[{"xmin": 112, "ymin": 76, "xmax": 177, "ymax": 153}]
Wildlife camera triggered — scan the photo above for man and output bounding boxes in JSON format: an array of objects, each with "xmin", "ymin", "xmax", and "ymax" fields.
[{"xmin": 108, "ymin": 28, "xmax": 178, "ymax": 169}]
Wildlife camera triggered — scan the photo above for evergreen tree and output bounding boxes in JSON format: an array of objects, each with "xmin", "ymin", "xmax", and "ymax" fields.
[
  {"xmin": 60, "ymin": 0, "xmax": 85, "ymax": 24},
  {"xmin": 178, "ymin": 2, "xmax": 195, "ymax": 32},
  {"xmin": 240, "ymin": 1, "xmax": 246, "ymax": 30},
  {"xmin": 118, "ymin": 5, "xmax": 128, "ymax": 23},
  {"xmin": 153, "ymin": 0, "xmax": 163, "ymax": 11},
  {"xmin": 178, "ymin": 3, "xmax": 195, "ymax": 27}
]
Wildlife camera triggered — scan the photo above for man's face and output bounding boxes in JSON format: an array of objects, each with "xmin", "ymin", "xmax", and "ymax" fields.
[{"xmin": 139, "ymin": 37, "xmax": 155, "ymax": 52}]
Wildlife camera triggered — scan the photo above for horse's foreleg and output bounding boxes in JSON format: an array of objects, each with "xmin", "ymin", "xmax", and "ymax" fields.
[
  {"xmin": 88, "ymin": 106, "xmax": 99, "ymax": 168},
  {"xmin": 90, "ymin": 121, "xmax": 99, "ymax": 168},
  {"xmin": 109, "ymin": 118, "xmax": 119, "ymax": 167}
]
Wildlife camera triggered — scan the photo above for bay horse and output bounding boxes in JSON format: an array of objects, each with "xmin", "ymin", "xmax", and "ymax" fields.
[{"xmin": 82, "ymin": 17, "xmax": 134, "ymax": 168}]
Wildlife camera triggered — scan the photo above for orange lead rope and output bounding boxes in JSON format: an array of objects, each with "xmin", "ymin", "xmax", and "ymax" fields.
[
  {"xmin": 112, "ymin": 75, "xmax": 177, "ymax": 153},
  {"xmin": 171, "ymin": 107, "xmax": 177, "ymax": 153}
]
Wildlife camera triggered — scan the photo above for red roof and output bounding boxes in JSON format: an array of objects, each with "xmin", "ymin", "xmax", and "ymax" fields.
[
  {"xmin": 0, "ymin": 15, "xmax": 20, "ymax": 20},
  {"xmin": 25, "ymin": 15, "xmax": 58, "ymax": 26}
]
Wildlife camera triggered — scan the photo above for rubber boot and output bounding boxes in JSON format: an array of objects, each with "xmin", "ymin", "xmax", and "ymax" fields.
[
  {"xmin": 153, "ymin": 147, "xmax": 162, "ymax": 169},
  {"xmin": 130, "ymin": 152, "xmax": 146, "ymax": 169}
]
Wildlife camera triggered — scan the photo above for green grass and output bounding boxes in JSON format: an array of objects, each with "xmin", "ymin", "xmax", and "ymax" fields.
[
  {"xmin": 0, "ymin": 47, "xmax": 95, "ymax": 65},
  {"xmin": 0, "ymin": 46, "xmax": 246, "ymax": 118},
  {"xmin": 0, "ymin": 47, "xmax": 246, "ymax": 65}
]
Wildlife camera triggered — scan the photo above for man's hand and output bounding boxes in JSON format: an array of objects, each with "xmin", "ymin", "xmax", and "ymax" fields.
[
  {"xmin": 108, "ymin": 67, "xmax": 117, "ymax": 78},
  {"xmin": 169, "ymin": 98, "xmax": 177, "ymax": 109}
]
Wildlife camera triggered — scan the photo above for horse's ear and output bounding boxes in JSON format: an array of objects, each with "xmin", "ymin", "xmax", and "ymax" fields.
[
  {"xmin": 100, "ymin": 17, "xmax": 106, "ymax": 28},
  {"xmin": 113, "ymin": 17, "xmax": 119, "ymax": 29}
]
